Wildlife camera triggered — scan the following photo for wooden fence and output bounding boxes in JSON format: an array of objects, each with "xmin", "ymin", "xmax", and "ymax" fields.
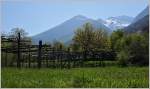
[{"xmin": 1, "ymin": 33, "xmax": 116, "ymax": 68}]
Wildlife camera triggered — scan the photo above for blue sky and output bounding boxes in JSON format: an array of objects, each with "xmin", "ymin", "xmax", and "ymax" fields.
[{"xmin": 2, "ymin": 0, "xmax": 148, "ymax": 36}]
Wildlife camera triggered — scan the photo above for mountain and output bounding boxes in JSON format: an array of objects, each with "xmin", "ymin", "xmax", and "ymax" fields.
[
  {"xmin": 98, "ymin": 15, "xmax": 134, "ymax": 30},
  {"xmin": 132, "ymin": 6, "xmax": 149, "ymax": 23},
  {"xmin": 97, "ymin": 18, "xmax": 106, "ymax": 24},
  {"xmin": 32, "ymin": 15, "xmax": 111, "ymax": 44},
  {"xmin": 125, "ymin": 6, "xmax": 149, "ymax": 33}
]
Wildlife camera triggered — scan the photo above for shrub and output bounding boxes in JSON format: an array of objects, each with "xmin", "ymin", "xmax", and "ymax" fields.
[
  {"xmin": 117, "ymin": 50, "xmax": 130, "ymax": 66},
  {"xmin": 127, "ymin": 33, "xmax": 149, "ymax": 66}
]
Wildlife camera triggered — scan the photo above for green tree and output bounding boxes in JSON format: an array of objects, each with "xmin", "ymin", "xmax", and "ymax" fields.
[
  {"xmin": 117, "ymin": 50, "xmax": 130, "ymax": 66},
  {"xmin": 52, "ymin": 40, "xmax": 65, "ymax": 51},
  {"xmin": 115, "ymin": 32, "xmax": 148, "ymax": 66},
  {"xmin": 69, "ymin": 42, "xmax": 81, "ymax": 52},
  {"xmin": 1, "ymin": 28, "xmax": 31, "ymax": 67},
  {"xmin": 73, "ymin": 23, "xmax": 95, "ymax": 52},
  {"xmin": 110, "ymin": 29, "xmax": 124, "ymax": 51},
  {"xmin": 93, "ymin": 29, "xmax": 110, "ymax": 51},
  {"xmin": 127, "ymin": 33, "xmax": 148, "ymax": 65}
]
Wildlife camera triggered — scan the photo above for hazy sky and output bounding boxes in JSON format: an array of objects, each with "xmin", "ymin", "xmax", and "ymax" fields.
[{"xmin": 2, "ymin": 0, "xmax": 148, "ymax": 36}]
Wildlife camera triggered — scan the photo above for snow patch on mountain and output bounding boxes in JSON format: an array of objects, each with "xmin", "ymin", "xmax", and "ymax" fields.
[{"xmin": 98, "ymin": 16, "xmax": 134, "ymax": 30}]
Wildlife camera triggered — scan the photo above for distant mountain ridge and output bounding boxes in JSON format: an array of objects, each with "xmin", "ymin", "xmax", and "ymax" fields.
[
  {"xmin": 125, "ymin": 6, "xmax": 149, "ymax": 33},
  {"xmin": 32, "ymin": 6, "xmax": 148, "ymax": 44},
  {"xmin": 132, "ymin": 6, "xmax": 149, "ymax": 24},
  {"xmin": 32, "ymin": 15, "xmax": 111, "ymax": 44},
  {"xmin": 98, "ymin": 15, "xmax": 134, "ymax": 30}
]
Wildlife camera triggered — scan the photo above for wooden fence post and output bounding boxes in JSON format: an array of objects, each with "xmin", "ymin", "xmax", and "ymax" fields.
[
  {"xmin": 67, "ymin": 48, "xmax": 71, "ymax": 69},
  {"xmin": 17, "ymin": 32, "xmax": 21, "ymax": 68},
  {"xmin": 46, "ymin": 46, "xmax": 48, "ymax": 68},
  {"xmin": 38, "ymin": 40, "xmax": 42, "ymax": 68},
  {"xmin": 82, "ymin": 50, "xmax": 87, "ymax": 67},
  {"xmin": 28, "ymin": 46, "xmax": 31, "ymax": 68},
  {"xmin": 60, "ymin": 45, "xmax": 62, "ymax": 69},
  {"xmin": 46, "ymin": 56, "xmax": 48, "ymax": 68},
  {"xmin": 5, "ymin": 49, "xmax": 7, "ymax": 67},
  {"xmin": 52, "ymin": 47, "xmax": 55, "ymax": 68}
]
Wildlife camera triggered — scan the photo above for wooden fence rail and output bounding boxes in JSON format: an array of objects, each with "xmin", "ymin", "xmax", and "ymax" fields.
[{"xmin": 1, "ymin": 33, "xmax": 116, "ymax": 68}]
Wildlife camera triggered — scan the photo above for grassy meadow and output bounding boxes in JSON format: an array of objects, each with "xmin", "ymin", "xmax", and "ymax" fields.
[{"xmin": 1, "ymin": 67, "xmax": 149, "ymax": 88}]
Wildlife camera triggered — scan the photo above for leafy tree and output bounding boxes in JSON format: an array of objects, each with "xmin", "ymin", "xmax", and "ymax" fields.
[
  {"xmin": 1, "ymin": 28, "xmax": 31, "ymax": 67},
  {"xmin": 8, "ymin": 28, "xmax": 31, "ymax": 45},
  {"xmin": 52, "ymin": 40, "xmax": 65, "ymax": 51},
  {"xmin": 9, "ymin": 28, "xmax": 28, "ymax": 38},
  {"xmin": 73, "ymin": 23, "xmax": 95, "ymax": 52},
  {"xmin": 127, "ymin": 33, "xmax": 148, "ymax": 65},
  {"xmin": 73, "ymin": 22, "xmax": 112, "ymax": 61},
  {"xmin": 117, "ymin": 50, "xmax": 130, "ymax": 66},
  {"xmin": 73, "ymin": 23, "xmax": 110, "ymax": 51},
  {"xmin": 115, "ymin": 32, "xmax": 148, "ymax": 66},
  {"xmin": 93, "ymin": 29, "xmax": 110, "ymax": 51},
  {"xmin": 110, "ymin": 29, "xmax": 124, "ymax": 51},
  {"xmin": 69, "ymin": 42, "xmax": 81, "ymax": 52}
]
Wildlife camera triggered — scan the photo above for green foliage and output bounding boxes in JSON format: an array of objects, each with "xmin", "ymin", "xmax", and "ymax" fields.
[
  {"xmin": 69, "ymin": 43, "xmax": 81, "ymax": 52},
  {"xmin": 117, "ymin": 50, "xmax": 130, "ymax": 66},
  {"xmin": 126, "ymin": 33, "xmax": 149, "ymax": 66},
  {"xmin": 52, "ymin": 40, "xmax": 66, "ymax": 50},
  {"xmin": 2, "ymin": 67, "xmax": 149, "ymax": 88},
  {"xmin": 111, "ymin": 29, "xmax": 149, "ymax": 66},
  {"xmin": 73, "ymin": 23, "xmax": 110, "ymax": 52},
  {"xmin": 93, "ymin": 29, "xmax": 110, "ymax": 51},
  {"xmin": 73, "ymin": 23, "xmax": 95, "ymax": 51},
  {"xmin": 110, "ymin": 29, "xmax": 124, "ymax": 51},
  {"xmin": 1, "ymin": 28, "xmax": 31, "ymax": 67}
]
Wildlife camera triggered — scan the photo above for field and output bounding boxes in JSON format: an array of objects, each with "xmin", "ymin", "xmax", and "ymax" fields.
[{"xmin": 1, "ymin": 67, "xmax": 149, "ymax": 88}]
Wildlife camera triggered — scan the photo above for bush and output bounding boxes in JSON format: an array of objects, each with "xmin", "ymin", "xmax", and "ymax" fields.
[
  {"xmin": 127, "ymin": 33, "xmax": 148, "ymax": 66},
  {"xmin": 117, "ymin": 50, "xmax": 130, "ymax": 66},
  {"xmin": 113, "ymin": 31, "xmax": 149, "ymax": 66}
]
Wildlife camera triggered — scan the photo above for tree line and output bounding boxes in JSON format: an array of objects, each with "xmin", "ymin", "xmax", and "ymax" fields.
[
  {"xmin": 71, "ymin": 23, "xmax": 148, "ymax": 66},
  {"xmin": 1, "ymin": 23, "xmax": 149, "ymax": 67}
]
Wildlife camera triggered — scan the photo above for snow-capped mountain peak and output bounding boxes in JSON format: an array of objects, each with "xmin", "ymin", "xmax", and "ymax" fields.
[{"xmin": 98, "ymin": 15, "xmax": 134, "ymax": 30}]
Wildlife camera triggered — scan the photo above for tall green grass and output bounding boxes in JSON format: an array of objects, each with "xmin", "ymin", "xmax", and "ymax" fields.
[{"xmin": 1, "ymin": 67, "xmax": 149, "ymax": 88}]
